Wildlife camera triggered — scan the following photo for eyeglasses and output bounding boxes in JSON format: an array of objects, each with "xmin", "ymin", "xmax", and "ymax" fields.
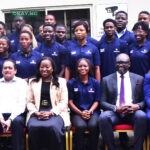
[
  {"xmin": 56, "ymin": 31, "xmax": 66, "ymax": 34},
  {"xmin": 116, "ymin": 61, "xmax": 130, "ymax": 65}
]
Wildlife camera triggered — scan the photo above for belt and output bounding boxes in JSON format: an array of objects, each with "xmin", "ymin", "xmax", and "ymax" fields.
[{"xmin": 41, "ymin": 100, "xmax": 49, "ymax": 106}]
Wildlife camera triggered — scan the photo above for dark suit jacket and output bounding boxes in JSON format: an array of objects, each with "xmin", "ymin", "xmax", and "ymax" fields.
[{"xmin": 100, "ymin": 72, "xmax": 145, "ymax": 111}]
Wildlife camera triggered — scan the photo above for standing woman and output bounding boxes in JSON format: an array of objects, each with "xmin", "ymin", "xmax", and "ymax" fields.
[
  {"xmin": 129, "ymin": 22, "xmax": 150, "ymax": 77},
  {"xmin": 67, "ymin": 58, "xmax": 100, "ymax": 150},
  {"xmin": 26, "ymin": 57, "xmax": 70, "ymax": 150},
  {"xmin": 65, "ymin": 20, "xmax": 101, "ymax": 81},
  {"xmin": 10, "ymin": 31, "xmax": 42, "ymax": 79},
  {"xmin": 0, "ymin": 36, "xmax": 11, "ymax": 78}
]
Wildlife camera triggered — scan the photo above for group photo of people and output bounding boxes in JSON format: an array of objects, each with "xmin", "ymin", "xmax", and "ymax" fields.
[{"xmin": 0, "ymin": 7, "xmax": 150, "ymax": 150}]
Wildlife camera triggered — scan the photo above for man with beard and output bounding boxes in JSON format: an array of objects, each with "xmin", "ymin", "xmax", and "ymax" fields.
[
  {"xmin": 98, "ymin": 53, "xmax": 147, "ymax": 150},
  {"xmin": 35, "ymin": 24, "xmax": 67, "ymax": 77}
]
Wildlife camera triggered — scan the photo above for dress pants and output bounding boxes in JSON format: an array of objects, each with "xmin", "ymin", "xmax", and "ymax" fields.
[
  {"xmin": 99, "ymin": 110, "xmax": 147, "ymax": 150},
  {"xmin": 12, "ymin": 113, "xmax": 26, "ymax": 150},
  {"xmin": 71, "ymin": 113, "xmax": 99, "ymax": 150},
  {"xmin": 0, "ymin": 113, "xmax": 26, "ymax": 150},
  {"xmin": 28, "ymin": 115, "xmax": 65, "ymax": 150}
]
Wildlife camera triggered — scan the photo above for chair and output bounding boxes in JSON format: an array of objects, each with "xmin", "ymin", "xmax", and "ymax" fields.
[
  {"xmin": 105, "ymin": 124, "xmax": 147, "ymax": 150},
  {"xmin": 65, "ymin": 126, "xmax": 90, "ymax": 150},
  {"xmin": 0, "ymin": 128, "xmax": 28, "ymax": 150}
]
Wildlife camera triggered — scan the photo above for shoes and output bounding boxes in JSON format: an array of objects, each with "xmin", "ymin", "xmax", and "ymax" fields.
[{"xmin": 119, "ymin": 132, "xmax": 129, "ymax": 149}]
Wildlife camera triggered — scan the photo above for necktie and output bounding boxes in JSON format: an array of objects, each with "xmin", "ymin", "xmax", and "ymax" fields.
[{"xmin": 119, "ymin": 75, "xmax": 125, "ymax": 106}]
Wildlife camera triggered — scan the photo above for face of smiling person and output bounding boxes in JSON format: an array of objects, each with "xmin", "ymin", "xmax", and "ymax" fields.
[
  {"xmin": 74, "ymin": 25, "xmax": 87, "ymax": 40},
  {"xmin": 40, "ymin": 59, "xmax": 53, "ymax": 80},
  {"xmin": 133, "ymin": 26, "xmax": 147, "ymax": 43},
  {"xmin": 77, "ymin": 59, "xmax": 90, "ymax": 76},
  {"xmin": 20, "ymin": 32, "xmax": 32, "ymax": 52},
  {"xmin": 0, "ymin": 38, "xmax": 9, "ymax": 54},
  {"xmin": 43, "ymin": 26, "xmax": 55, "ymax": 43},
  {"xmin": 2, "ymin": 61, "xmax": 17, "ymax": 81}
]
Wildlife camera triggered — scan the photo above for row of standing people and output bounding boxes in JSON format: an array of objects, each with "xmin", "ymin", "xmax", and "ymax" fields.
[{"xmin": 1, "ymin": 11, "xmax": 150, "ymax": 81}]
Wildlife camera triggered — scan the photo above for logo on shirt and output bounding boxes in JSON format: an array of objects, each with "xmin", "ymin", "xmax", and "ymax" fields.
[
  {"xmin": 71, "ymin": 51, "xmax": 76, "ymax": 55},
  {"xmin": 30, "ymin": 60, "xmax": 36, "ymax": 64},
  {"xmin": 10, "ymin": 40, "xmax": 15, "ymax": 43},
  {"xmin": 52, "ymin": 52, "xmax": 58, "ymax": 56},
  {"xmin": 88, "ymin": 88, "xmax": 95, "ymax": 93},
  {"xmin": 141, "ymin": 49, "xmax": 148, "ymax": 54},
  {"xmin": 16, "ymin": 61, "xmax": 21, "ymax": 64},
  {"xmin": 86, "ymin": 50, "xmax": 92, "ymax": 54},
  {"xmin": 100, "ymin": 48, "xmax": 105, "ymax": 53},
  {"xmin": 113, "ymin": 49, "xmax": 120, "ymax": 53},
  {"xmin": 130, "ymin": 50, "xmax": 134, "ymax": 53},
  {"xmin": 74, "ymin": 88, "xmax": 78, "ymax": 92}
]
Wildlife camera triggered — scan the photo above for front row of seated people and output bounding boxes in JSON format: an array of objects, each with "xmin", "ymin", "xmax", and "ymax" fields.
[{"xmin": 0, "ymin": 54, "xmax": 149, "ymax": 150}]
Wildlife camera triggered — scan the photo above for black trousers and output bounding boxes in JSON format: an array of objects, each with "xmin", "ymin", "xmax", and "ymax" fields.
[
  {"xmin": 0, "ymin": 113, "xmax": 26, "ymax": 150},
  {"xmin": 27, "ymin": 115, "xmax": 65, "ymax": 150},
  {"xmin": 99, "ymin": 110, "xmax": 147, "ymax": 150},
  {"xmin": 71, "ymin": 113, "xmax": 99, "ymax": 150}
]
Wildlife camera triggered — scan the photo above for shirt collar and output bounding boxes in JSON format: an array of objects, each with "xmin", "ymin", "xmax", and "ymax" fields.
[
  {"xmin": 0, "ymin": 76, "xmax": 17, "ymax": 83},
  {"xmin": 116, "ymin": 28, "xmax": 127, "ymax": 37},
  {"xmin": 116, "ymin": 71, "xmax": 129, "ymax": 78}
]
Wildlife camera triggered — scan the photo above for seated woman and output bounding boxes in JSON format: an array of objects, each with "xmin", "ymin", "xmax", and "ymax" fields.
[
  {"xmin": 67, "ymin": 58, "xmax": 101, "ymax": 150},
  {"xmin": 26, "ymin": 56, "xmax": 71, "ymax": 150}
]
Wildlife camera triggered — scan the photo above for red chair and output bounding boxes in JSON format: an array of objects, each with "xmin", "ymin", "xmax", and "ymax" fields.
[{"xmin": 105, "ymin": 124, "xmax": 147, "ymax": 150}]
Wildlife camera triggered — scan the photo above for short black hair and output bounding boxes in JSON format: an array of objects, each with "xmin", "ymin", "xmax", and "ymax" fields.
[
  {"xmin": 103, "ymin": 18, "xmax": 117, "ymax": 27},
  {"xmin": 132, "ymin": 22, "xmax": 149, "ymax": 32},
  {"xmin": 115, "ymin": 11, "xmax": 128, "ymax": 18},
  {"xmin": 138, "ymin": 11, "xmax": 150, "ymax": 16},
  {"xmin": 43, "ymin": 23, "xmax": 55, "ymax": 30},
  {"xmin": 72, "ymin": 20, "xmax": 89, "ymax": 33}
]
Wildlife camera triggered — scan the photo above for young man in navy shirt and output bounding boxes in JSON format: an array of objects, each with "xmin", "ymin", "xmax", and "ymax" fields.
[
  {"xmin": 98, "ymin": 18, "xmax": 128, "ymax": 78},
  {"xmin": 35, "ymin": 24, "xmax": 68, "ymax": 77}
]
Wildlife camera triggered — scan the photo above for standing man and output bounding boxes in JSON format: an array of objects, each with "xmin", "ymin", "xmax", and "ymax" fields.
[
  {"xmin": 138, "ymin": 11, "xmax": 150, "ymax": 40},
  {"xmin": 8, "ymin": 16, "xmax": 25, "ymax": 53},
  {"xmin": 99, "ymin": 53, "xmax": 147, "ymax": 150},
  {"xmin": 35, "ymin": 24, "xmax": 67, "ymax": 77},
  {"xmin": 98, "ymin": 18, "xmax": 127, "ymax": 78},
  {"xmin": 0, "ymin": 59, "xmax": 28, "ymax": 150},
  {"xmin": 44, "ymin": 14, "xmax": 56, "ymax": 26},
  {"xmin": 115, "ymin": 11, "xmax": 135, "ymax": 47}
]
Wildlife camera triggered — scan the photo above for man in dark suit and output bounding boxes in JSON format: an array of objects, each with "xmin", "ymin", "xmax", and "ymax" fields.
[{"xmin": 99, "ymin": 53, "xmax": 147, "ymax": 150}]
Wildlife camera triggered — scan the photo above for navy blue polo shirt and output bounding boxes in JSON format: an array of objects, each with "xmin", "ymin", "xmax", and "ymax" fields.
[
  {"xmin": 72, "ymin": 35, "xmax": 99, "ymax": 48},
  {"xmin": 67, "ymin": 77, "xmax": 100, "ymax": 113},
  {"xmin": 98, "ymin": 36, "xmax": 128, "ymax": 78},
  {"xmin": 10, "ymin": 50, "xmax": 42, "ymax": 78},
  {"xmin": 129, "ymin": 40, "xmax": 150, "ymax": 77},
  {"xmin": 67, "ymin": 40, "xmax": 100, "ymax": 78},
  {"xmin": 116, "ymin": 30, "xmax": 136, "ymax": 47},
  {"xmin": 35, "ymin": 41, "xmax": 67, "ymax": 74},
  {"xmin": 35, "ymin": 34, "xmax": 43, "ymax": 43},
  {"xmin": 8, "ymin": 31, "xmax": 20, "ymax": 53}
]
